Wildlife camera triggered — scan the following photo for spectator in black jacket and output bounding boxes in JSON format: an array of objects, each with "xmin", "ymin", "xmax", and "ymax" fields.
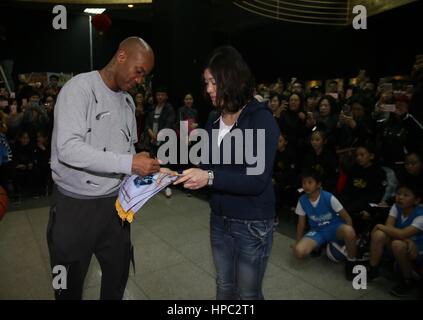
[
  {"xmin": 273, "ymin": 133, "xmax": 299, "ymax": 212},
  {"xmin": 377, "ymin": 94, "xmax": 423, "ymax": 170},
  {"xmin": 280, "ymin": 92, "xmax": 308, "ymax": 152},
  {"xmin": 335, "ymin": 95, "xmax": 374, "ymax": 149},
  {"xmin": 409, "ymin": 54, "xmax": 423, "ymax": 123},
  {"xmin": 144, "ymin": 86, "xmax": 175, "ymax": 155},
  {"xmin": 302, "ymin": 129, "xmax": 338, "ymax": 193},
  {"xmin": 396, "ymin": 152, "xmax": 423, "ymax": 193},
  {"xmin": 339, "ymin": 142, "xmax": 387, "ymax": 235}
]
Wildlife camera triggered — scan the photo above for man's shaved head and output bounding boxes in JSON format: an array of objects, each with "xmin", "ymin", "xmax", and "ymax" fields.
[
  {"xmin": 117, "ymin": 36, "xmax": 153, "ymax": 58},
  {"xmin": 102, "ymin": 36, "xmax": 154, "ymax": 92}
]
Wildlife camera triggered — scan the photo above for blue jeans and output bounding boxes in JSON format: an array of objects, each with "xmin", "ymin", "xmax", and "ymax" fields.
[{"xmin": 210, "ymin": 214, "xmax": 274, "ymax": 300}]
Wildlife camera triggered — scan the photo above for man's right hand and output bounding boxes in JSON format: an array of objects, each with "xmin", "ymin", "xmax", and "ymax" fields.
[{"xmin": 131, "ymin": 152, "xmax": 160, "ymax": 176}]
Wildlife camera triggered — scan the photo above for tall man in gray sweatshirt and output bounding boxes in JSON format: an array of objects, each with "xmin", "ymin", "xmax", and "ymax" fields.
[{"xmin": 48, "ymin": 37, "xmax": 160, "ymax": 299}]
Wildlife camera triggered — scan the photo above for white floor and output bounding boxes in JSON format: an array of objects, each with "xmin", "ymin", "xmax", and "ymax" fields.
[{"xmin": 0, "ymin": 189, "xmax": 407, "ymax": 300}]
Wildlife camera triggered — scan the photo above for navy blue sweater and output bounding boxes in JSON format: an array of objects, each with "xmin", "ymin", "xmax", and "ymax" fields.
[{"xmin": 201, "ymin": 99, "xmax": 280, "ymax": 220}]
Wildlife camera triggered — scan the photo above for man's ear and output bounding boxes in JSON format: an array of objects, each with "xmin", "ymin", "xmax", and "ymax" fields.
[{"xmin": 116, "ymin": 50, "xmax": 127, "ymax": 64}]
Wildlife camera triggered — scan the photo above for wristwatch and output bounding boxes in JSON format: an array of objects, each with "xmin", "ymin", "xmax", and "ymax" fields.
[{"xmin": 207, "ymin": 170, "xmax": 214, "ymax": 186}]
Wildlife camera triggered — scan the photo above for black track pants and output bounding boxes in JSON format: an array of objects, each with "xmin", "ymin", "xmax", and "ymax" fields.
[{"xmin": 47, "ymin": 186, "xmax": 132, "ymax": 300}]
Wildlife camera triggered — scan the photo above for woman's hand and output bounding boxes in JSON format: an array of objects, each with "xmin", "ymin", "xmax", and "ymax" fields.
[
  {"xmin": 173, "ymin": 168, "xmax": 208, "ymax": 190},
  {"xmin": 157, "ymin": 167, "xmax": 180, "ymax": 185}
]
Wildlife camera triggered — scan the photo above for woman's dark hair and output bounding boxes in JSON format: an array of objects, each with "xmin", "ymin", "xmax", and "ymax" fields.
[
  {"xmin": 204, "ymin": 46, "xmax": 255, "ymax": 113},
  {"xmin": 287, "ymin": 92, "xmax": 304, "ymax": 112},
  {"xmin": 268, "ymin": 91, "xmax": 281, "ymax": 103},
  {"xmin": 42, "ymin": 95, "xmax": 56, "ymax": 104},
  {"xmin": 317, "ymin": 95, "xmax": 338, "ymax": 115},
  {"xmin": 36, "ymin": 130, "xmax": 49, "ymax": 139}
]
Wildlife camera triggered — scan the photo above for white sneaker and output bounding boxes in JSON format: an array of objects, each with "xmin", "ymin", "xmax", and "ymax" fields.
[{"xmin": 165, "ymin": 187, "xmax": 172, "ymax": 198}]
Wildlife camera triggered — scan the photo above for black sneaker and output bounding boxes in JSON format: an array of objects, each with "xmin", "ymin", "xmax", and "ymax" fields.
[
  {"xmin": 367, "ymin": 265, "xmax": 380, "ymax": 282},
  {"xmin": 310, "ymin": 246, "xmax": 322, "ymax": 258},
  {"xmin": 390, "ymin": 279, "xmax": 415, "ymax": 298},
  {"xmin": 345, "ymin": 260, "xmax": 356, "ymax": 281}
]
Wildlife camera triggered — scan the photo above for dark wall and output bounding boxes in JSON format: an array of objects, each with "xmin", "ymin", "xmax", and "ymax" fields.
[
  {"xmin": 1, "ymin": 8, "xmax": 90, "ymax": 74},
  {"xmin": 152, "ymin": 0, "xmax": 212, "ymax": 125},
  {"xmin": 0, "ymin": 6, "xmax": 152, "ymax": 75},
  {"xmin": 1, "ymin": 1, "xmax": 421, "ymax": 103},
  {"xmin": 221, "ymin": 1, "xmax": 423, "ymax": 83},
  {"xmin": 92, "ymin": 18, "xmax": 152, "ymax": 70}
]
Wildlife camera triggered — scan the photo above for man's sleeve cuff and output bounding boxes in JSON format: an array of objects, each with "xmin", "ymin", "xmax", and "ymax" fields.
[{"xmin": 118, "ymin": 154, "xmax": 133, "ymax": 175}]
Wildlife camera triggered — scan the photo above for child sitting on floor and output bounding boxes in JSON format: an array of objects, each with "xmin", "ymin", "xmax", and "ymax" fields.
[
  {"xmin": 293, "ymin": 170, "xmax": 359, "ymax": 280},
  {"xmin": 368, "ymin": 182, "xmax": 423, "ymax": 297}
]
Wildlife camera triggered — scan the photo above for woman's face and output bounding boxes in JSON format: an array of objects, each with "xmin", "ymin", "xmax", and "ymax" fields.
[
  {"xmin": 184, "ymin": 94, "xmax": 194, "ymax": 108},
  {"xmin": 278, "ymin": 135, "xmax": 287, "ymax": 150},
  {"xmin": 289, "ymin": 94, "xmax": 301, "ymax": 112},
  {"xmin": 269, "ymin": 96, "xmax": 280, "ymax": 113},
  {"xmin": 204, "ymin": 68, "xmax": 217, "ymax": 106},
  {"xmin": 45, "ymin": 96, "xmax": 55, "ymax": 112},
  {"xmin": 135, "ymin": 93, "xmax": 144, "ymax": 104},
  {"xmin": 405, "ymin": 154, "xmax": 422, "ymax": 176},
  {"xmin": 319, "ymin": 99, "xmax": 331, "ymax": 117}
]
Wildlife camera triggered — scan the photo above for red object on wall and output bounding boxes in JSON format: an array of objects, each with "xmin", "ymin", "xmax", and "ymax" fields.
[{"xmin": 91, "ymin": 14, "xmax": 112, "ymax": 35}]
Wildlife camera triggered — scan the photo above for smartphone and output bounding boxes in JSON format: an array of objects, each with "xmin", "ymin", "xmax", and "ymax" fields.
[
  {"xmin": 342, "ymin": 104, "xmax": 351, "ymax": 113},
  {"xmin": 382, "ymin": 104, "xmax": 396, "ymax": 112},
  {"xmin": 328, "ymin": 92, "xmax": 339, "ymax": 100}
]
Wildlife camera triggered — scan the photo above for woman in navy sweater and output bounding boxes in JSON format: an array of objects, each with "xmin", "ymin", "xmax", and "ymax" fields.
[{"xmin": 175, "ymin": 46, "xmax": 279, "ymax": 300}]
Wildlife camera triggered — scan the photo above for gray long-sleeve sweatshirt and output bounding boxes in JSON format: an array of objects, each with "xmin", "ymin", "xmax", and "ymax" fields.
[{"xmin": 51, "ymin": 71, "xmax": 137, "ymax": 198}]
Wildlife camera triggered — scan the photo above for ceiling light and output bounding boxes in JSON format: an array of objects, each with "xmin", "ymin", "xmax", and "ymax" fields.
[
  {"xmin": 84, "ymin": 8, "xmax": 106, "ymax": 14},
  {"xmin": 128, "ymin": 4, "xmax": 134, "ymax": 8}
]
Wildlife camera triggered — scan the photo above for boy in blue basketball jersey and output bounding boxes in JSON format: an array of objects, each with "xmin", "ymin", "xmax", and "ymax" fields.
[
  {"xmin": 293, "ymin": 170, "xmax": 358, "ymax": 280},
  {"xmin": 368, "ymin": 182, "xmax": 423, "ymax": 297}
]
